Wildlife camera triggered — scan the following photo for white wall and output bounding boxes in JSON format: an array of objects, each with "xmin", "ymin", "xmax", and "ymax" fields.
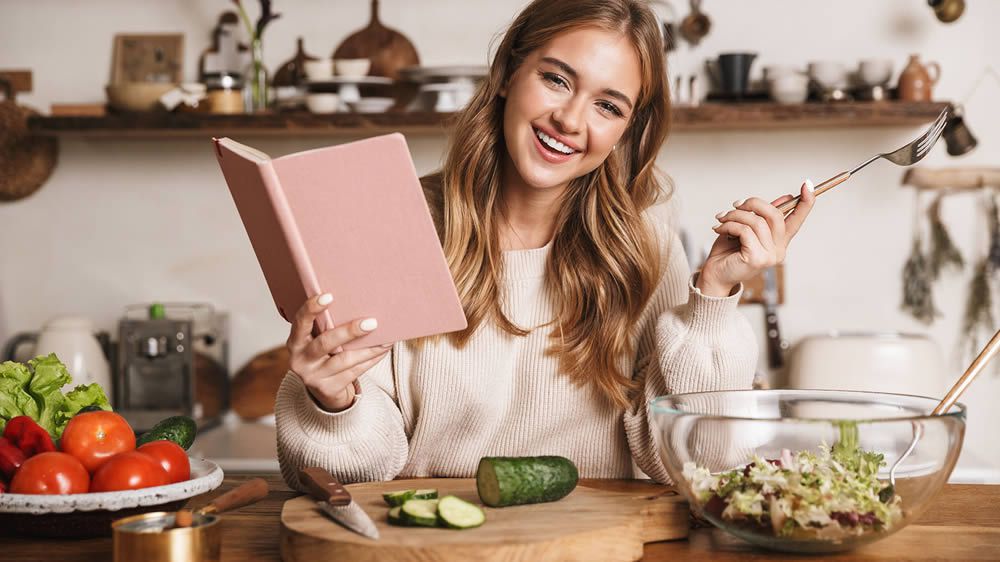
[{"xmin": 2, "ymin": 0, "xmax": 999, "ymax": 468}]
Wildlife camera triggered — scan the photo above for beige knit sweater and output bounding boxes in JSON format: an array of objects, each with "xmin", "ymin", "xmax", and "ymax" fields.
[{"xmin": 275, "ymin": 200, "xmax": 757, "ymax": 490}]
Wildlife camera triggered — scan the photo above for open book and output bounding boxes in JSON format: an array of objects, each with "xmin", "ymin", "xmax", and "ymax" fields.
[{"xmin": 214, "ymin": 134, "xmax": 467, "ymax": 350}]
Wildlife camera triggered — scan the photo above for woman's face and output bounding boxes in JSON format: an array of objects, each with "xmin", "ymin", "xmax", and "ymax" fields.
[{"xmin": 501, "ymin": 26, "xmax": 642, "ymax": 193}]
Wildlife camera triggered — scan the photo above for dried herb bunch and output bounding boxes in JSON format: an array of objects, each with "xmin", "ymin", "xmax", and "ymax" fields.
[
  {"xmin": 961, "ymin": 257, "xmax": 994, "ymax": 358},
  {"xmin": 902, "ymin": 235, "xmax": 938, "ymax": 324},
  {"xmin": 927, "ymin": 194, "xmax": 965, "ymax": 278}
]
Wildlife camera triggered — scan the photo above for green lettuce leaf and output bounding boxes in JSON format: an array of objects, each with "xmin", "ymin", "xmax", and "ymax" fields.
[
  {"xmin": 25, "ymin": 353, "xmax": 73, "ymax": 437},
  {"xmin": 0, "ymin": 360, "xmax": 40, "ymax": 433},
  {"xmin": 0, "ymin": 354, "xmax": 113, "ymax": 439},
  {"xmin": 55, "ymin": 383, "xmax": 112, "ymax": 431}
]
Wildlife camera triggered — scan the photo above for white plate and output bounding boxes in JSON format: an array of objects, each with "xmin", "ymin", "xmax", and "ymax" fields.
[
  {"xmin": 0, "ymin": 457, "xmax": 223, "ymax": 515},
  {"xmin": 307, "ymin": 76, "xmax": 393, "ymax": 86}
]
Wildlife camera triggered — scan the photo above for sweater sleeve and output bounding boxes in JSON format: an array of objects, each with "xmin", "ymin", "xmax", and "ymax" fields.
[
  {"xmin": 623, "ymin": 205, "xmax": 758, "ymax": 484},
  {"xmin": 275, "ymin": 349, "xmax": 409, "ymax": 490}
]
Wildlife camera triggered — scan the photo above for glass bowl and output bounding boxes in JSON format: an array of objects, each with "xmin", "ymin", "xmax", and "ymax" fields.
[{"xmin": 651, "ymin": 390, "xmax": 965, "ymax": 553}]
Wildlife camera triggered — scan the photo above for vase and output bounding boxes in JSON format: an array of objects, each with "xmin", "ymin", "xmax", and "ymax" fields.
[{"xmin": 243, "ymin": 38, "xmax": 270, "ymax": 113}]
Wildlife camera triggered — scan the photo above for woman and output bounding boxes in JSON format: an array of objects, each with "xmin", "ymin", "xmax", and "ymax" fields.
[{"xmin": 275, "ymin": 0, "xmax": 814, "ymax": 487}]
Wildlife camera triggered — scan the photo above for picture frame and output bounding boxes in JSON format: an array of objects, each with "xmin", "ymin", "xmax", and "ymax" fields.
[{"xmin": 110, "ymin": 33, "xmax": 184, "ymax": 84}]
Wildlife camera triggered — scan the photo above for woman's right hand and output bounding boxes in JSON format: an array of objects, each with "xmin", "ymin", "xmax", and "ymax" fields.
[{"xmin": 287, "ymin": 293, "xmax": 392, "ymax": 412}]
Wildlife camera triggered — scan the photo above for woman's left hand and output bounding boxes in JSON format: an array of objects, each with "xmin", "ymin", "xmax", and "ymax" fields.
[{"xmin": 697, "ymin": 180, "xmax": 816, "ymax": 297}]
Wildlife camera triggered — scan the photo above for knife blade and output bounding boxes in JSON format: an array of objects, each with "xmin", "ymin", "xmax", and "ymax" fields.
[{"xmin": 299, "ymin": 467, "xmax": 380, "ymax": 540}]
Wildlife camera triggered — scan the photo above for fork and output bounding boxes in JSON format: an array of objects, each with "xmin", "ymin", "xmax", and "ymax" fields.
[{"xmin": 775, "ymin": 108, "xmax": 949, "ymax": 217}]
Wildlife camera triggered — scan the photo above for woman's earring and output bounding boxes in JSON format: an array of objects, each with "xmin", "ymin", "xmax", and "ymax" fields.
[{"xmin": 613, "ymin": 144, "xmax": 617, "ymax": 150}]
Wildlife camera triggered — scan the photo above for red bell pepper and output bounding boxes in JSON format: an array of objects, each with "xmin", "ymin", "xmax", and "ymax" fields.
[
  {"xmin": 0, "ymin": 437, "xmax": 26, "ymax": 479},
  {"xmin": 3, "ymin": 416, "xmax": 56, "ymax": 458},
  {"xmin": 0, "ymin": 479, "xmax": 6, "ymax": 494}
]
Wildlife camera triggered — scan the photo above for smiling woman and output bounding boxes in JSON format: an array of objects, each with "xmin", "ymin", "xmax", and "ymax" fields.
[{"xmin": 274, "ymin": 0, "xmax": 816, "ymax": 489}]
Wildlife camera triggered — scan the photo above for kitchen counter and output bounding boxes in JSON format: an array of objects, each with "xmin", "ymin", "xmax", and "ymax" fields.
[
  {"xmin": 7, "ymin": 474, "xmax": 1000, "ymax": 561},
  {"xmin": 189, "ymin": 415, "xmax": 1000, "ymax": 484}
]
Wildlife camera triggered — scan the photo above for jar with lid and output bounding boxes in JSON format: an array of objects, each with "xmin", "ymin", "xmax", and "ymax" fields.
[{"xmin": 205, "ymin": 72, "xmax": 245, "ymax": 114}]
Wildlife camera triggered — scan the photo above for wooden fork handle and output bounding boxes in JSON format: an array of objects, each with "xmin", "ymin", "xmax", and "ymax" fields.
[{"xmin": 777, "ymin": 171, "xmax": 851, "ymax": 217}]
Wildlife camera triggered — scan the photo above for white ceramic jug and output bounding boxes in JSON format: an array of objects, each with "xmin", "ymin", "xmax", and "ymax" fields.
[{"xmin": 3, "ymin": 316, "xmax": 111, "ymax": 392}]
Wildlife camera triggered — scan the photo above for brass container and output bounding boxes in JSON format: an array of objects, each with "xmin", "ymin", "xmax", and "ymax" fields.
[{"xmin": 112, "ymin": 511, "xmax": 222, "ymax": 562}]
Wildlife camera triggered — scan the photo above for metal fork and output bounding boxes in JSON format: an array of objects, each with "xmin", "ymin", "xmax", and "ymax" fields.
[{"xmin": 776, "ymin": 108, "xmax": 949, "ymax": 216}]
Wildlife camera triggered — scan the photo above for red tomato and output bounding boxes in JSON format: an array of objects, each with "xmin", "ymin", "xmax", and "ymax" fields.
[
  {"xmin": 61, "ymin": 411, "xmax": 136, "ymax": 473},
  {"xmin": 90, "ymin": 451, "xmax": 169, "ymax": 492},
  {"xmin": 10, "ymin": 452, "xmax": 89, "ymax": 494},
  {"xmin": 137, "ymin": 441, "xmax": 190, "ymax": 484}
]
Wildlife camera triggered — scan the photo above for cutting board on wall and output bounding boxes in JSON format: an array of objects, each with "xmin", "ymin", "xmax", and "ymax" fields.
[{"xmin": 280, "ymin": 478, "xmax": 688, "ymax": 562}]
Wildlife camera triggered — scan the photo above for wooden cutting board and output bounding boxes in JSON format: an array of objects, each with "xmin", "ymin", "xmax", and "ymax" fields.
[{"xmin": 280, "ymin": 478, "xmax": 688, "ymax": 562}]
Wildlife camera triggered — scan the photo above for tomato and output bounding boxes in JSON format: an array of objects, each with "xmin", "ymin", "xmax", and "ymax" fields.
[
  {"xmin": 137, "ymin": 441, "xmax": 190, "ymax": 484},
  {"xmin": 90, "ymin": 451, "xmax": 169, "ymax": 492},
  {"xmin": 9, "ymin": 452, "xmax": 89, "ymax": 494},
  {"xmin": 61, "ymin": 411, "xmax": 136, "ymax": 473}
]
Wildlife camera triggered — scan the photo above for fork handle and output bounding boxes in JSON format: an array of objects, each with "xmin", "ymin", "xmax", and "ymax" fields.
[{"xmin": 777, "ymin": 171, "xmax": 851, "ymax": 217}]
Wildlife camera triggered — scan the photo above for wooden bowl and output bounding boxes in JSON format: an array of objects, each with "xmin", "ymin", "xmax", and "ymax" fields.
[{"xmin": 105, "ymin": 82, "xmax": 175, "ymax": 112}]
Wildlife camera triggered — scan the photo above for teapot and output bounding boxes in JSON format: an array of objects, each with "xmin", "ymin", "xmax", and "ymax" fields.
[{"xmin": 2, "ymin": 316, "xmax": 112, "ymax": 392}]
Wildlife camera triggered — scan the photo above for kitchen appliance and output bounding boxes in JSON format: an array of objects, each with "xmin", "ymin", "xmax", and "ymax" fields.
[
  {"xmin": 781, "ymin": 332, "xmax": 947, "ymax": 397},
  {"xmin": 3, "ymin": 315, "xmax": 112, "ymax": 392},
  {"xmin": 112, "ymin": 478, "xmax": 267, "ymax": 562},
  {"xmin": 280, "ymin": 478, "xmax": 688, "ymax": 561},
  {"xmin": 115, "ymin": 303, "xmax": 230, "ymax": 432},
  {"xmin": 299, "ymin": 467, "xmax": 380, "ymax": 540}
]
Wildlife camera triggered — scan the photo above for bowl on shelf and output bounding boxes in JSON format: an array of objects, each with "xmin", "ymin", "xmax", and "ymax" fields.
[
  {"xmin": 0, "ymin": 457, "xmax": 224, "ymax": 538},
  {"xmin": 768, "ymin": 73, "xmax": 810, "ymax": 104},
  {"xmin": 306, "ymin": 93, "xmax": 341, "ymax": 114},
  {"xmin": 651, "ymin": 389, "xmax": 964, "ymax": 553},
  {"xmin": 334, "ymin": 58, "xmax": 371, "ymax": 79},
  {"xmin": 348, "ymin": 97, "xmax": 395, "ymax": 113},
  {"xmin": 105, "ymin": 82, "xmax": 176, "ymax": 112}
]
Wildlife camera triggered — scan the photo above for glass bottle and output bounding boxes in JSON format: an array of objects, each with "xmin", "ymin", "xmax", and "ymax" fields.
[{"xmin": 242, "ymin": 37, "xmax": 270, "ymax": 113}]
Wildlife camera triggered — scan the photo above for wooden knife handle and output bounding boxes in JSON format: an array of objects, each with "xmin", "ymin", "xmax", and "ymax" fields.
[
  {"xmin": 299, "ymin": 467, "xmax": 352, "ymax": 506},
  {"xmin": 202, "ymin": 478, "xmax": 269, "ymax": 514}
]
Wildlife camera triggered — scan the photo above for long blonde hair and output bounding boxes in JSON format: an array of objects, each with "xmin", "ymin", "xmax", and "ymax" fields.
[{"xmin": 427, "ymin": 0, "xmax": 671, "ymax": 408}]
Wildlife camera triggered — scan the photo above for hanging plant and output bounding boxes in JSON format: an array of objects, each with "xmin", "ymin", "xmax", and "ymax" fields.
[
  {"xmin": 961, "ymin": 257, "xmax": 994, "ymax": 358},
  {"xmin": 987, "ymin": 192, "xmax": 1000, "ymax": 271},
  {"xmin": 901, "ymin": 236, "xmax": 938, "ymax": 324},
  {"xmin": 927, "ymin": 194, "xmax": 965, "ymax": 278}
]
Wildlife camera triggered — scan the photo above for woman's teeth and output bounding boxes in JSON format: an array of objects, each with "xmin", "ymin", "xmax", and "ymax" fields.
[{"xmin": 535, "ymin": 129, "xmax": 576, "ymax": 155}]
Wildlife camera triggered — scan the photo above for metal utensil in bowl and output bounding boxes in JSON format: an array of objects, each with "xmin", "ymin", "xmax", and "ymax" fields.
[
  {"xmin": 112, "ymin": 477, "xmax": 268, "ymax": 562},
  {"xmin": 889, "ymin": 327, "xmax": 1000, "ymax": 486}
]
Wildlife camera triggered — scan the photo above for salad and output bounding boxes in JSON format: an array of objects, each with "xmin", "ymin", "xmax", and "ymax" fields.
[{"xmin": 683, "ymin": 425, "xmax": 902, "ymax": 541}]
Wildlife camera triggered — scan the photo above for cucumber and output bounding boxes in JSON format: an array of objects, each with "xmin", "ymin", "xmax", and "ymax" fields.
[
  {"xmin": 413, "ymin": 488, "xmax": 438, "ymax": 500},
  {"xmin": 387, "ymin": 506, "xmax": 408, "ymax": 526},
  {"xmin": 437, "ymin": 495, "xmax": 486, "ymax": 529},
  {"xmin": 136, "ymin": 415, "xmax": 198, "ymax": 450},
  {"xmin": 476, "ymin": 456, "xmax": 578, "ymax": 507},
  {"xmin": 383, "ymin": 490, "xmax": 416, "ymax": 507},
  {"xmin": 400, "ymin": 499, "xmax": 439, "ymax": 527}
]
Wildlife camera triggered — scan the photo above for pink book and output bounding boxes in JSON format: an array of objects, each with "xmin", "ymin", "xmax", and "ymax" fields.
[{"xmin": 213, "ymin": 134, "xmax": 467, "ymax": 350}]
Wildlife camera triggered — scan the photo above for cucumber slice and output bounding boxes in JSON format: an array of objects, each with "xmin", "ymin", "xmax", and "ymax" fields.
[
  {"xmin": 387, "ymin": 506, "xmax": 408, "ymax": 526},
  {"xmin": 437, "ymin": 495, "xmax": 486, "ymax": 529},
  {"xmin": 383, "ymin": 489, "xmax": 416, "ymax": 507},
  {"xmin": 400, "ymin": 499, "xmax": 439, "ymax": 527},
  {"xmin": 413, "ymin": 489, "xmax": 438, "ymax": 500},
  {"xmin": 476, "ymin": 456, "xmax": 579, "ymax": 507}
]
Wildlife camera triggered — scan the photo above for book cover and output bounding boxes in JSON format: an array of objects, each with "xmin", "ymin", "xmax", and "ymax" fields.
[{"xmin": 214, "ymin": 134, "xmax": 467, "ymax": 350}]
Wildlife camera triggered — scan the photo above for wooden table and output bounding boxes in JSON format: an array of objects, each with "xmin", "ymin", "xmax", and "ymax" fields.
[{"xmin": 7, "ymin": 474, "xmax": 1000, "ymax": 561}]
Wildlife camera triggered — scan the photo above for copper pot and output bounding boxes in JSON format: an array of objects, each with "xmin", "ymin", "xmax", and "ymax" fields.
[{"xmin": 112, "ymin": 478, "xmax": 268, "ymax": 562}]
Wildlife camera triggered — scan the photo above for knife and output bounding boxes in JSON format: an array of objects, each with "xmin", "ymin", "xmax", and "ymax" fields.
[
  {"xmin": 298, "ymin": 467, "xmax": 380, "ymax": 540},
  {"xmin": 762, "ymin": 266, "xmax": 788, "ymax": 369}
]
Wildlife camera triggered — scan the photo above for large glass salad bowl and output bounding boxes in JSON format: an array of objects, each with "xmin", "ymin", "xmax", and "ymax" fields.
[{"xmin": 651, "ymin": 389, "xmax": 965, "ymax": 553}]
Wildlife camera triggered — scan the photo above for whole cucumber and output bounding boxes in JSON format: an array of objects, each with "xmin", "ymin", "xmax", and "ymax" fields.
[
  {"xmin": 136, "ymin": 415, "xmax": 198, "ymax": 450},
  {"xmin": 476, "ymin": 456, "xmax": 578, "ymax": 507}
]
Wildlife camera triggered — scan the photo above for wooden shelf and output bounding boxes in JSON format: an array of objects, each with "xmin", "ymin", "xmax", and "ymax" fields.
[{"xmin": 27, "ymin": 101, "xmax": 950, "ymax": 139}]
